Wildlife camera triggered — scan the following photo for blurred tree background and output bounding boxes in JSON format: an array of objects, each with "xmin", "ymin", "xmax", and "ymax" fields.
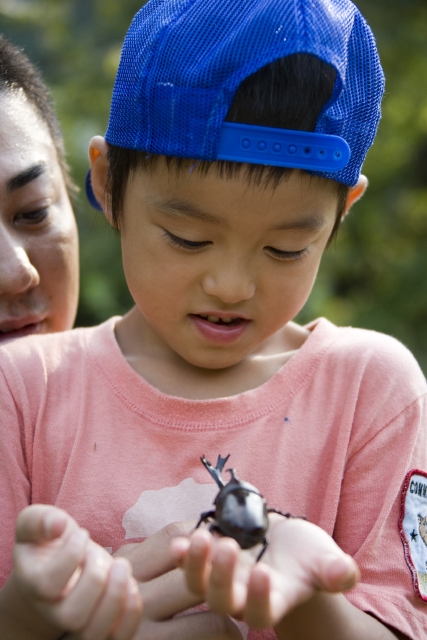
[{"xmin": 0, "ymin": 0, "xmax": 426, "ymax": 372}]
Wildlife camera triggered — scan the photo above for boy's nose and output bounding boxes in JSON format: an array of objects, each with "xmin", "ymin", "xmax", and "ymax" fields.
[
  {"xmin": 0, "ymin": 235, "xmax": 40, "ymax": 295},
  {"xmin": 202, "ymin": 263, "xmax": 256, "ymax": 304}
]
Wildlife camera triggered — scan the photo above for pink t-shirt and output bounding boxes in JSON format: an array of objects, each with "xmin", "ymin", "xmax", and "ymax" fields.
[{"xmin": 0, "ymin": 317, "xmax": 426, "ymax": 639}]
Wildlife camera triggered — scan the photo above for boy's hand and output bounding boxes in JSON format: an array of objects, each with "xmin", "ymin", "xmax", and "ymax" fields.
[
  {"xmin": 170, "ymin": 514, "xmax": 359, "ymax": 629},
  {"xmin": 114, "ymin": 521, "xmax": 243, "ymax": 639},
  {"xmin": 12, "ymin": 504, "xmax": 142, "ymax": 639}
]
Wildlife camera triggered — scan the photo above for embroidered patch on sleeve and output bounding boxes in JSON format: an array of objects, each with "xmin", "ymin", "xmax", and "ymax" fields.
[{"xmin": 399, "ymin": 469, "xmax": 427, "ymax": 601}]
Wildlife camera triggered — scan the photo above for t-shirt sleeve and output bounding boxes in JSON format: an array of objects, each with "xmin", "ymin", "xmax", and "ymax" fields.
[
  {"xmin": 334, "ymin": 384, "xmax": 427, "ymax": 639},
  {"xmin": 0, "ymin": 356, "xmax": 33, "ymax": 587}
]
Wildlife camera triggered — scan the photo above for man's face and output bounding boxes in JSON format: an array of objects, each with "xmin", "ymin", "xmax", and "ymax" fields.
[
  {"xmin": 117, "ymin": 159, "xmax": 339, "ymax": 371},
  {"xmin": 0, "ymin": 90, "xmax": 79, "ymax": 341}
]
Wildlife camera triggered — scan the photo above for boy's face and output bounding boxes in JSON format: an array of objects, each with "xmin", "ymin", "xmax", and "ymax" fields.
[
  {"xmin": 112, "ymin": 158, "xmax": 341, "ymax": 370},
  {"xmin": 0, "ymin": 91, "xmax": 79, "ymax": 341}
]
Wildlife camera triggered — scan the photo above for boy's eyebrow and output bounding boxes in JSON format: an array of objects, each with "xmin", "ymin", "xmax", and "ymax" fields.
[
  {"xmin": 7, "ymin": 162, "xmax": 46, "ymax": 193},
  {"xmin": 152, "ymin": 198, "xmax": 222, "ymax": 224},
  {"xmin": 271, "ymin": 212, "xmax": 327, "ymax": 232},
  {"xmin": 153, "ymin": 198, "xmax": 327, "ymax": 231}
]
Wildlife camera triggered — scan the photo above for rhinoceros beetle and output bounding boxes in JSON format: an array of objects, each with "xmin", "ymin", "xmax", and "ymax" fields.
[{"xmin": 196, "ymin": 454, "xmax": 298, "ymax": 560}]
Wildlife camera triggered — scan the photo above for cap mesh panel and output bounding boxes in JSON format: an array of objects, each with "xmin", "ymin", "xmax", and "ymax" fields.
[{"xmin": 106, "ymin": 0, "xmax": 385, "ymax": 187}]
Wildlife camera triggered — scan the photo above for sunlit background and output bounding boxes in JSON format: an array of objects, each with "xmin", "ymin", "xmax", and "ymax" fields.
[{"xmin": 1, "ymin": 0, "xmax": 427, "ymax": 372}]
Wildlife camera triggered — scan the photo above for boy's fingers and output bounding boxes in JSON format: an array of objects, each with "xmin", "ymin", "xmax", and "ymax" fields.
[
  {"xmin": 206, "ymin": 538, "xmax": 246, "ymax": 616},
  {"xmin": 45, "ymin": 529, "xmax": 90, "ymax": 599},
  {"xmin": 15, "ymin": 528, "xmax": 89, "ymax": 600},
  {"xmin": 267, "ymin": 517, "xmax": 359, "ymax": 593},
  {"xmin": 246, "ymin": 563, "xmax": 308, "ymax": 628},
  {"xmin": 49, "ymin": 545, "xmax": 112, "ymax": 632},
  {"xmin": 245, "ymin": 563, "xmax": 277, "ymax": 629},
  {"xmin": 139, "ymin": 566, "xmax": 203, "ymax": 620},
  {"xmin": 15, "ymin": 504, "xmax": 71, "ymax": 543},
  {"xmin": 170, "ymin": 536, "xmax": 191, "ymax": 568},
  {"xmin": 259, "ymin": 554, "xmax": 357, "ymax": 627},
  {"xmin": 71, "ymin": 558, "xmax": 134, "ymax": 640},
  {"xmin": 115, "ymin": 520, "xmax": 196, "ymax": 581},
  {"xmin": 317, "ymin": 553, "xmax": 359, "ymax": 592},
  {"xmin": 112, "ymin": 577, "xmax": 142, "ymax": 640},
  {"xmin": 182, "ymin": 528, "xmax": 212, "ymax": 594}
]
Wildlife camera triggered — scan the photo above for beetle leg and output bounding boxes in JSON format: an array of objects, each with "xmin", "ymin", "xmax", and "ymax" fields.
[
  {"xmin": 256, "ymin": 537, "xmax": 269, "ymax": 562},
  {"xmin": 267, "ymin": 507, "xmax": 307, "ymax": 520},
  {"xmin": 194, "ymin": 510, "xmax": 216, "ymax": 530},
  {"xmin": 208, "ymin": 523, "xmax": 223, "ymax": 537}
]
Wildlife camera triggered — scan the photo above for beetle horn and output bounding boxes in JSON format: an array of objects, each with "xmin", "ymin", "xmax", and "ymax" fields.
[
  {"xmin": 227, "ymin": 468, "xmax": 239, "ymax": 482},
  {"xmin": 201, "ymin": 454, "xmax": 230, "ymax": 488}
]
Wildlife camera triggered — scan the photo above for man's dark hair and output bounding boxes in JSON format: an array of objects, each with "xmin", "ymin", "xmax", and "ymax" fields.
[
  {"xmin": 107, "ymin": 54, "xmax": 349, "ymax": 238},
  {"xmin": 0, "ymin": 34, "xmax": 73, "ymax": 193}
]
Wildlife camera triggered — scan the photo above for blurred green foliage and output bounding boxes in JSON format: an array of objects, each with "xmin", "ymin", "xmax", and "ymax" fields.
[{"xmin": 1, "ymin": 0, "xmax": 426, "ymax": 371}]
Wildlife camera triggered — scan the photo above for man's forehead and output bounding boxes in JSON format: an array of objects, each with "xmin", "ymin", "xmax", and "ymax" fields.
[{"xmin": 0, "ymin": 90, "xmax": 54, "ymax": 152}]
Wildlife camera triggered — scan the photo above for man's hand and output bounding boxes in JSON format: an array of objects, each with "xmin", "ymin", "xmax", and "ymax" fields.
[
  {"xmin": 170, "ymin": 514, "xmax": 359, "ymax": 629},
  {"xmin": 9, "ymin": 504, "xmax": 141, "ymax": 640},
  {"xmin": 115, "ymin": 521, "xmax": 243, "ymax": 640}
]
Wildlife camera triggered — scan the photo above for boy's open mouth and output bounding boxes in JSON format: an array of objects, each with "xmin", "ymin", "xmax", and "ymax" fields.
[
  {"xmin": 190, "ymin": 314, "xmax": 249, "ymax": 343},
  {"xmin": 196, "ymin": 314, "xmax": 243, "ymax": 326}
]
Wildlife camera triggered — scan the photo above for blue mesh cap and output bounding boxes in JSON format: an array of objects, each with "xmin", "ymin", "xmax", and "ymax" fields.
[{"xmin": 100, "ymin": 0, "xmax": 384, "ymax": 194}]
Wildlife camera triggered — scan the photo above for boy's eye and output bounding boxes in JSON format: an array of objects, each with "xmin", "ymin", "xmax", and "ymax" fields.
[
  {"xmin": 14, "ymin": 208, "xmax": 50, "ymax": 226},
  {"xmin": 265, "ymin": 246, "xmax": 309, "ymax": 261},
  {"xmin": 163, "ymin": 230, "xmax": 211, "ymax": 251}
]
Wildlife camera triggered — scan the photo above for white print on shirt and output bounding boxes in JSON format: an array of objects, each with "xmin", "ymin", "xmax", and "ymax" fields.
[
  {"xmin": 122, "ymin": 477, "xmax": 218, "ymax": 539},
  {"xmin": 400, "ymin": 469, "xmax": 427, "ymax": 601}
]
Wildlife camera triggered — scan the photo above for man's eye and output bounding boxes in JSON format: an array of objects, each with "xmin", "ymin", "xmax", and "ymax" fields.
[
  {"xmin": 15, "ymin": 208, "xmax": 49, "ymax": 225},
  {"xmin": 163, "ymin": 230, "xmax": 210, "ymax": 251},
  {"xmin": 265, "ymin": 246, "xmax": 309, "ymax": 261}
]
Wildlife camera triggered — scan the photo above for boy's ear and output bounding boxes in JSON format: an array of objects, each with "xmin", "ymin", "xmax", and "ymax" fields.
[
  {"xmin": 88, "ymin": 136, "xmax": 114, "ymax": 226},
  {"xmin": 342, "ymin": 174, "xmax": 368, "ymax": 219}
]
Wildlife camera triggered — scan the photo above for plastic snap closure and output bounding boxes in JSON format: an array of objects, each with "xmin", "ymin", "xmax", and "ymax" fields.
[
  {"xmin": 241, "ymin": 138, "xmax": 251, "ymax": 149},
  {"xmin": 288, "ymin": 144, "xmax": 297, "ymax": 154},
  {"xmin": 257, "ymin": 140, "xmax": 267, "ymax": 151},
  {"xmin": 304, "ymin": 147, "xmax": 312, "ymax": 155},
  {"xmin": 273, "ymin": 143, "xmax": 282, "ymax": 153}
]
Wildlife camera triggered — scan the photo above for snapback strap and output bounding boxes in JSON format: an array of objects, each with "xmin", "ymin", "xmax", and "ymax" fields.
[{"xmin": 217, "ymin": 122, "xmax": 350, "ymax": 172}]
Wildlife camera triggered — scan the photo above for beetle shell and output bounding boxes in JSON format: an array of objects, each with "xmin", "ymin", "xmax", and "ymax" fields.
[
  {"xmin": 197, "ymin": 455, "xmax": 300, "ymax": 557},
  {"xmin": 214, "ymin": 478, "xmax": 269, "ymax": 549}
]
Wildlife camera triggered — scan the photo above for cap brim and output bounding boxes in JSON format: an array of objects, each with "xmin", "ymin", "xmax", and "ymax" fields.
[{"xmin": 85, "ymin": 169, "xmax": 103, "ymax": 211}]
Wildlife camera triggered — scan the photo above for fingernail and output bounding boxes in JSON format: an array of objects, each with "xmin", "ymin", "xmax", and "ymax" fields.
[
  {"xmin": 71, "ymin": 528, "xmax": 89, "ymax": 545},
  {"xmin": 213, "ymin": 544, "xmax": 233, "ymax": 565},
  {"xmin": 129, "ymin": 576, "xmax": 140, "ymax": 595},
  {"xmin": 335, "ymin": 555, "xmax": 358, "ymax": 589},
  {"xmin": 111, "ymin": 560, "xmax": 130, "ymax": 581},
  {"xmin": 192, "ymin": 533, "xmax": 209, "ymax": 551},
  {"xmin": 89, "ymin": 545, "xmax": 109, "ymax": 568},
  {"xmin": 43, "ymin": 513, "xmax": 58, "ymax": 535}
]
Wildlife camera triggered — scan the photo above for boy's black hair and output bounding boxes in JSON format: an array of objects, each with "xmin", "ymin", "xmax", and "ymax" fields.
[
  {"xmin": 0, "ymin": 34, "xmax": 74, "ymax": 194},
  {"xmin": 107, "ymin": 54, "xmax": 349, "ymax": 238}
]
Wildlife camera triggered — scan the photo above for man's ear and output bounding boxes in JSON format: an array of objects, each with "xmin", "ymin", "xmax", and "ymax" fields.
[
  {"xmin": 88, "ymin": 136, "xmax": 115, "ymax": 226},
  {"xmin": 342, "ymin": 174, "xmax": 368, "ymax": 219}
]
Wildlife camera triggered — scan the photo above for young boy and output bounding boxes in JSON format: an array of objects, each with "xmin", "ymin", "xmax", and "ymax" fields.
[{"xmin": 1, "ymin": 1, "xmax": 426, "ymax": 639}]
